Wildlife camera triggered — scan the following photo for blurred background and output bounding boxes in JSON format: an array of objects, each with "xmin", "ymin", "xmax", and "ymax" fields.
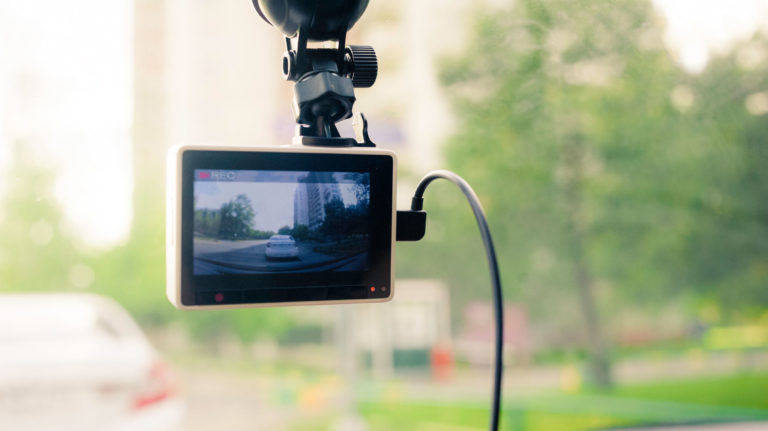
[{"xmin": 1, "ymin": 0, "xmax": 768, "ymax": 430}]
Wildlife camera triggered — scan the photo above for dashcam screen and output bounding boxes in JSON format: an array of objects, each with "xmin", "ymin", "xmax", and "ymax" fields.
[{"xmin": 193, "ymin": 169, "xmax": 370, "ymax": 275}]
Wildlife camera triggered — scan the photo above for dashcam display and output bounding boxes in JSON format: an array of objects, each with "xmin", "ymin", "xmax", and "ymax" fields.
[{"xmin": 193, "ymin": 170, "xmax": 370, "ymax": 275}]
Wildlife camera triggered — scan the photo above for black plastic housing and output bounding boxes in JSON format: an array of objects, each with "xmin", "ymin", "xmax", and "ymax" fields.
[
  {"xmin": 396, "ymin": 211, "xmax": 426, "ymax": 242},
  {"xmin": 251, "ymin": 0, "xmax": 369, "ymax": 39}
]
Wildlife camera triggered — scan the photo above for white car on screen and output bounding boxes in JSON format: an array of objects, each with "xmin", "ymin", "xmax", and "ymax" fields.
[
  {"xmin": 265, "ymin": 235, "xmax": 299, "ymax": 259},
  {"xmin": 0, "ymin": 293, "xmax": 185, "ymax": 431}
]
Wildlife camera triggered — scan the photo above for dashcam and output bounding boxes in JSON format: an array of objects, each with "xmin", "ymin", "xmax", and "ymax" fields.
[{"xmin": 167, "ymin": 145, "xmax": 396, "ymax": 309}]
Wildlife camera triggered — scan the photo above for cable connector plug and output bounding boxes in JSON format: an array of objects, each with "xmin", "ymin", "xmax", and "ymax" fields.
[{"xmin": 396, "ymin": 210, "xmax": 426, "ymax": 241}]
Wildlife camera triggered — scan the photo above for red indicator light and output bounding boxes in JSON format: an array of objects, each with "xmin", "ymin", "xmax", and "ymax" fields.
[
  {"xmin": 370, "ymin": 287, "xmax": 376, "ymax": 292},
  {"xmin": 214, "ymin": 293, "xmax": 224, "ymax": 303}
]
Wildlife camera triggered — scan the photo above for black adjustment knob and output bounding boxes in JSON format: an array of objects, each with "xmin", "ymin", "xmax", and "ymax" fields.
[{"xmin": 345, "ymin": 45, "xmax": 378, "ymax": 88}]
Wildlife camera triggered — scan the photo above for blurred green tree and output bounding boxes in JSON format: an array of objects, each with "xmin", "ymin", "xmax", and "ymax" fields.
[
  {"xmin": 680, "ymin": 35, "xmax": 768, "ymax": 314},
  {"xmin": 292, "ymin": 224, "xmax": 310, "ymax": 241},
  {"xmin": 322, "ymin": 197, "xmax": 348, "ymax": 243},
  {"xmin": 401, "ymin": 0, "xmax": 707, "ymax": 388},
  {"xmin": 194, "ymin": 208, "xmax": 222, "ymax": 238},
  {"xmin": 218, "ymin": 194, "xmax": 256, "ymax": 240},
  {"xmin": 0, "ymin": 143, "xmax": 84, "ymax": 292},
  {"xmin": 414, "ymin": 0, "xmax": 768, "ymax": 389}
]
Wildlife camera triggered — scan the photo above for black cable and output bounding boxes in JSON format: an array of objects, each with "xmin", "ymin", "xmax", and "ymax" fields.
[{"xmin": 411, "ymin": 170, "xmax": 504, "ymax": 431}]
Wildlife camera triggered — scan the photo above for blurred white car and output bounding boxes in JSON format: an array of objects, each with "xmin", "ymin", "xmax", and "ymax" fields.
[
  {"xmin": 265, "ymin": 234, "xmax": 299, "ymax": 259},
  {"xmin": 0, "ymin": 293, "xmax": 184, "ymax": 431}
]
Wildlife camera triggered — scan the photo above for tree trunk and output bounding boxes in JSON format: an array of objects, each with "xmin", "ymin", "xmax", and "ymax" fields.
[
  {"xmin": 562, "ymin": 132, "xmax": 613, "ymax": 389},
  {"xmin": 573, "ymin": 226, "xmax": 612, "ymax": 389}
]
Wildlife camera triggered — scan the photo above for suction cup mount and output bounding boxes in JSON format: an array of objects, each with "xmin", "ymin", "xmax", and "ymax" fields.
[{"xmin": 251, "ymin": 0, "xmax": 378, "ymax": 147}]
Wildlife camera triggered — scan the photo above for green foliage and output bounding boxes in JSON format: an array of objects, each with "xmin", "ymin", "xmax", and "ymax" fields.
[
  {"xmin": 195, "ymin": 196, "xmax": 276, "ymax": 241},
  {"xmin": 319, "ymin": 193, "xmax": 369, "ymax": 244},
  {"xmin": 247, "ymin": 229, "xmax": 276, "ymax": 240},
  {"xmin": 676, "ymin": 47, "xmax": 768, "ymax": 312},
  {"xmin": 345, "ymin": 200, "xmax": 370, "ymax": 237},
  {"xmin": 453, "ymin": 0, "xmax": 761, "ymax": 314},
  {"xmin": 397, "ymin": 0, "xmax": 768, "ymax": 386},
  {"xmin": 218, "ymin": 194, "xmax": 256, "ymax": 240},
  {"xmin": 436, "ymin": 0, "xmax": 686, "ymax": 298},
  {"xmin": 194, "ymin": 208, "xmax": 221, "ymax": 238},
  {"xmin": 320, "ymin": 198, "xmax": 348, "ymax": 243},
  {"xmin": 182, "ymin": 307, "xmax": 294, "ymax": 343},
  {"xmin": 0, "ymin": 144, "xmax": 84, "ymax": 292},
  {"xmin": 344, "ymin": 172, "xmax": 370, "ymax": 210},
  {"xmin": 291, "ymin": 224, "xmax": 310, "ymax": 241}
]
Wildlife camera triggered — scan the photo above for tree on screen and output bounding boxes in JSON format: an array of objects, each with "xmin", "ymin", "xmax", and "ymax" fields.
[
  {"xmin": 344, "ymin": 172, "xmax": 370, "ymax": 211},
  {"xmin": 321, "ymin": 197, "xmax": 347, "ymax": 243},
  {"xmin": 218, "ymin": 194, "xmax": 255, "ymax": 240},
  {"xmin": 292, "ymin": 224, "xmax": 310, "ymax": 241}
]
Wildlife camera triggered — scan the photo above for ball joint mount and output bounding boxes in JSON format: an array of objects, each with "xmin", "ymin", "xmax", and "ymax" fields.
[{"xmin": 251, "ymin": 0, "xmax": 378, "ymax": 147}]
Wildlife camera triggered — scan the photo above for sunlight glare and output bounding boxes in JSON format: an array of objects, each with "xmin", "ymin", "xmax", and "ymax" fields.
[
  {"xmin": 0, "ymin": 0, "xmax": 133, "ymax": 249},
  {"xmin": 653, "ymin": 0, "xmax": 768, "ymax": 73}
]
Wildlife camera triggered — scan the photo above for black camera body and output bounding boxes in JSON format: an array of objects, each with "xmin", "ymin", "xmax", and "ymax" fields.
[{"xmin": 166, "ymin": 145, "xmax": 396, "ymax": 309}]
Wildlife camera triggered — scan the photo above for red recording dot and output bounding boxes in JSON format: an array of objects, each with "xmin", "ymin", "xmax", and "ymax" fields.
[
  {"xmin": 214, "ymin": 293, "xmax": 224, "ymax": 303},
  {"xmin": 370, "ymin": 286, "xmax": 376, "ymax": 292}
]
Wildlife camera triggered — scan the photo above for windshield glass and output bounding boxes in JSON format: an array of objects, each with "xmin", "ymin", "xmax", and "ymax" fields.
[{"xmin": 2, "ymin": 0, "xmax": 768, "ymax": 430}]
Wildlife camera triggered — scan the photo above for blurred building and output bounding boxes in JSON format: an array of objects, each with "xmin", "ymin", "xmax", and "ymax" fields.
[
  {"xmin": 293, "ymin": 173, "xmax": 342, "ymax": 230},
  {"xmin": 293, "ymin": 185, "xmax": 309, "ymax": 229}
]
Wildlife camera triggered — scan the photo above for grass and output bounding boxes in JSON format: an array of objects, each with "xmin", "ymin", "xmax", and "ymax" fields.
[
  {"xmin": 358, "ymin": 402, "xmax": 629, "ymax": 431},
  {"xmin": 351, "ymin": 372, "xmax": 768, "ymax": 431},
  {"xmin": 611, "ymin": 373, "xmax": 768, "ymax": 409}
]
